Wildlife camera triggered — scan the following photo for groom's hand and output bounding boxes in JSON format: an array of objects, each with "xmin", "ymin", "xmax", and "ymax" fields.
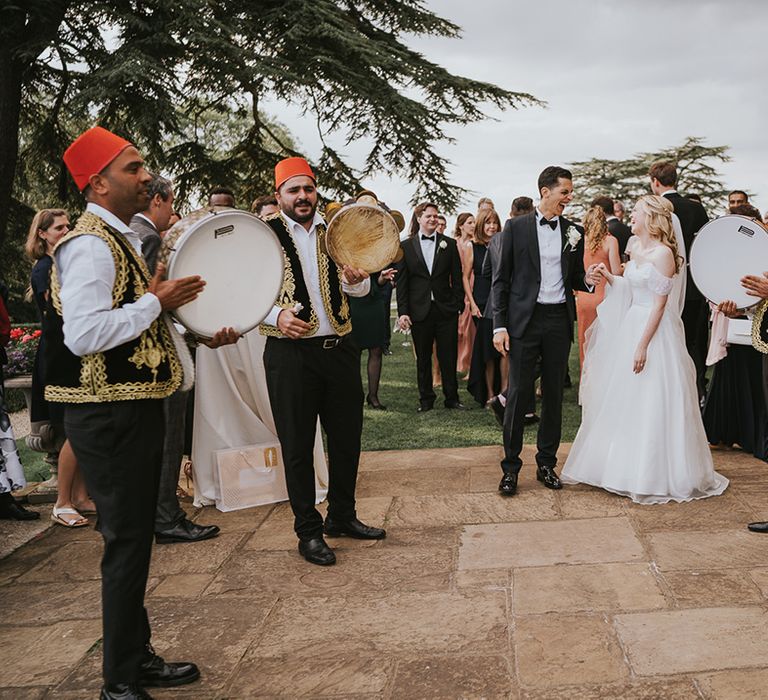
[{"xmin": 493, "ymin": 329, "xmax": 509, "ymax": 357}]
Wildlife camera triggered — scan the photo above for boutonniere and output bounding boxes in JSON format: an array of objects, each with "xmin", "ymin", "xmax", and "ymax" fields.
[
  {"xmin": 439, "ymin": 239, "xmax": 447, "ymax": 250},
  {"xmin": 564, "ymin": 227, "xmax": 581, "ymax": 252}
]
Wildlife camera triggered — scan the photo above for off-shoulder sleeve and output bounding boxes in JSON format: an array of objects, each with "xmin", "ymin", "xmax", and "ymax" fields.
[{"xmin": 647, "ymin": 265, "xmax": 674, "ymax": 296}]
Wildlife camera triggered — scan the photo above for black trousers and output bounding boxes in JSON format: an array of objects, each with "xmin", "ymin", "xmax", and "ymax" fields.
[
  {"xmin": 155, "ymin": 389, "xmax": 189, "ymax": 530},
  {"xmin": 264, "ymin": 335, "xmax": 363, "ymax": 540},
  {"xmin": 502, "ymin": 304, "xmax": 570, "ymax": 474},
  {"xmin": 682, "ymin": 296, "xmax": 708, "ymax": 398},
  {"xmin": 65, "ymin": 399, "xmax": 164, "ymax": 684},
  {"xmin": 411, "ymin": 304, "xmax": 459, "ymax": 407}
]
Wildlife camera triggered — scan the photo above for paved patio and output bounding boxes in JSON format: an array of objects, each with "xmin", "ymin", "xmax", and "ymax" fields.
[{"xmin": 2, "ymin": 444, "xmax": 768, "ymax": 699}]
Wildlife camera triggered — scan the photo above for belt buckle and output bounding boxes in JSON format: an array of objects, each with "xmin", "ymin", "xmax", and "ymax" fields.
[{"xmin": 322, "ymin": 337, "xmax": 339, "ymax": 350}]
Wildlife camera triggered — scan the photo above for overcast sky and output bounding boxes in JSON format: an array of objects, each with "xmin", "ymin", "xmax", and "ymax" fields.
[{"xmin": 265, "ymin": 0, "xmax": 767, "ymax": 221}]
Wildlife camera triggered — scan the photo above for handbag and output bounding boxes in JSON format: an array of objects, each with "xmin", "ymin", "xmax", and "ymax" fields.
[{"xmin": 726, "ymin": 318, "xmax": 753, "ymax": 346}]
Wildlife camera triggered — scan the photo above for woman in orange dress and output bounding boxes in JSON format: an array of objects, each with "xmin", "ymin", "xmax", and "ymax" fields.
[
  {"xmin": 454, "ymin": 212, "xmax": 476, "ymax": 375},
  {"xmin": 576, "ymin": 206, "xmax": 622, "ymax": 372}
]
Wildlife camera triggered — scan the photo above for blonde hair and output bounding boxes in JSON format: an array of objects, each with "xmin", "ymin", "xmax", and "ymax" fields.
[
  {"xmin": 474, "ymin": 208, "xmax": 501, "ymax": 245},
  {"xmin": 583, "ymin": 206, "xmax": 608, "ymax": 254},
  {"xmin": 25, "ymin": 208, "xmax": 67, "ymax": 261},
  {"xmin": 636, "ymin": 195, "xmax": 683, "ymax": 273}
]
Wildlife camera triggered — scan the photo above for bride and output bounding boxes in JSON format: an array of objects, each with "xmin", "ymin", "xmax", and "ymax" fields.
[{"xmin": 561, "ymin": 195, "xmax": 728, "ymax": 504}]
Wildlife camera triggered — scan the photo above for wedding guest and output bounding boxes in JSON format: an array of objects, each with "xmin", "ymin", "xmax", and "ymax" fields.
[
  {"xmin": 453, "ymin": 212, "xmax": 476, "ymax": 375},
  {"xmin": 436, "ymin": 214, "xmax": 447, "ymax": 234},
  {"xmin": 728, "ymin": 190, "xmax": 749, "ymax": 211},
  {"xmin": 131, "ymin": 174, "xmax": 226, "ymax": 545},
  {"xmin": 25, "ymin": 209, "xmax": 94, "ymax": 528},
  {"xmin": 592, "ymin": 196, "xmax": 631, "ymax": 258},
  {"xmin": 0, "ymin": 285, "xmax": 40, "ymax": 521},
  {"xmin": 351, "ymin": 268, "xmax": 396, "ymax": 410},
  {"xmin": 252, "ymin": 194, "xmax": 279, "ymax": 219},
  {"xmin": 397, "ymin": 201, "xmax": 465, "ymax": 411},
  {"xmin": 466, "ymin": 209, "xmax": 506, "ymax": 406},
  {"xmin": 207, "ymin": 186, "xmax": 235, "ymax": 208},
  {"xmin": 477, "ymin": 197, "xmax": 495, "ymax": 212},
  {"xmin": 508, "ymin": 196, "xmax": 533, "ymax": 221},
  {"xmin": 703, "ymin": 204, "xmax": 768, "ymax": 461},
  {"xmin": 649, "ymin": 160, "xmax": 709, "ymax": 398},
  {"xmin": 576, "ymin": 206, "xmax": 621, "ymax": 372},
  {"xmin": 614, "ymin": 200, "xmax": 626, "ymax": 223}
]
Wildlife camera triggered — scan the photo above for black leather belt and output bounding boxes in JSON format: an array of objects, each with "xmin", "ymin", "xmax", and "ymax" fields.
[{"xmin": 295, "ymin": 335, "xmax": 344, "ymax": 349}]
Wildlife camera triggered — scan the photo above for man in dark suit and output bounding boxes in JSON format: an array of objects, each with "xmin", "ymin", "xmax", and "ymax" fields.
[
  {"xmin": 131, "ymin": 173, "xmax": 225, "ymax": 546},
  {"xmin": 649, "ymin": 160, "xmax": 709, "ymax": 397},
  {"xmin": 396, "ymin": 201, "xmax": 465, "ymax": 411},
  {"xmin": 592, "ymin": 195, "xmax": 631, "ymax": 258},
  {"xmin": 492, "ymin": 166, "xmax": 599, "ymax": 496}
]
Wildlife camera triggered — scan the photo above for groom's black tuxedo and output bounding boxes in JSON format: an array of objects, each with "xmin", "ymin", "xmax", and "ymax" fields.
[
  {"xmin": 492, "ymin": 212, "xmax": 590, "ymax": 339},
  {"xmin": 491, "ymin": 211, "xmax": 592, "ymax": 475},
  {"xmin": 396, "ymin": 233, "xmax": 464, "ymax": 407}
]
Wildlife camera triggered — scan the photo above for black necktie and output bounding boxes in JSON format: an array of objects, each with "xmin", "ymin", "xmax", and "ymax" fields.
[
  {"xmin": 421, "ymin": 234, "xmax": 435, "ymax": 241},
  {"xmin": 540, "ymin": 217, "xmax": 557, "ymax": 230}
]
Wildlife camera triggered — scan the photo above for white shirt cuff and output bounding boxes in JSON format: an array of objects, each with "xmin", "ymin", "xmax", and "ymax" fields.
[
  {"xmin": 342, "ymin": 277, "xmax": 371, "ymax": 297},
  {"xmin": 263, "ymin": 305, "xmax": 282, "ymax": 327},
  {"xmin": 493, "ymin": 327, "xmax": 506, "ymax": 335}
]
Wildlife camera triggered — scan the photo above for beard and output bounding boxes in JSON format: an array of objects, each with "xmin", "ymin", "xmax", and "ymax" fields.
[{"xmin": 285, "ymin": 198, "xmax": 317, "ymax": 223}]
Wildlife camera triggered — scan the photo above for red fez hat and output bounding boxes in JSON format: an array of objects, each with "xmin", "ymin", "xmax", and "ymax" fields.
[
  {"xmin": 275, "ymin": 157, "xmax": 315, "ymax": 190},
  {"xmin": 63, "ymin": 126, "xmax": 133, "ymax": 191}
]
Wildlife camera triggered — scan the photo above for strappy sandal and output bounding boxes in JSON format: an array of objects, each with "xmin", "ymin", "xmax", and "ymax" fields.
[{"xmin": 51, "ymin": 506, "xmax": 89, "ymax": 528}]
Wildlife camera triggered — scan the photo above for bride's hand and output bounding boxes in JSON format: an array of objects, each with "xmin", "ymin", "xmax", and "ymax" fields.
[
  {"xmin": 597, "ymin": 262, "xmax": 614, "ymax": 285},
  {"xmin": 633, "ymin": 345, "xmax": 648, "ymax": 374}
]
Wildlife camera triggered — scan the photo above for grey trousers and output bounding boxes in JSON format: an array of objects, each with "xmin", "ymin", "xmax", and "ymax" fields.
[{"xmin": 154, "ymin": 389, "xmax": 189, "ymax": 530}]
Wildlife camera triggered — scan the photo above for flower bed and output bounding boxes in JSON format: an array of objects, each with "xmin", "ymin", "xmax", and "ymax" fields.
[{"xmin": 5, "ymin": 326, "xmax": 41, "ymax": 378}]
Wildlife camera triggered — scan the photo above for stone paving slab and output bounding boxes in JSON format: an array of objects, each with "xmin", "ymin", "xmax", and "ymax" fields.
[
  {"xmin": 2, "ymin": 443, "xmax": 768, "ymax": 698},
  {"xmin": 615, "ymin": 606, "xmax": 768, "ymax": 675},
  {"xmin": 458, "ymin": 517, "xmax": 645, "ymax": 570},
  {"xmin": 513, "ymin": 562, "xmax": 667, "ymax": 614}
]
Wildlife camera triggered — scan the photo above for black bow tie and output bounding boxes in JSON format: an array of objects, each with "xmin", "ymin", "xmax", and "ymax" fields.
[
  {"xmin": 421, "ymin": 234, "xmax": 435, "ymax": 241},
  {"xmin": 540, "ymin": 217, "xmax": 558, "ymax": 230}
]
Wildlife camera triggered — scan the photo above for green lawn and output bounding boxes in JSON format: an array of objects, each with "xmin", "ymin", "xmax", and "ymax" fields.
[{"xmin": 360, "ymin": 325, "xmax": 583, "ymax": 451}]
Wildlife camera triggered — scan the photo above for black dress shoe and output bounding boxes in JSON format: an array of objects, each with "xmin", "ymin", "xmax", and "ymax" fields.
[
  {"xmin": 524, "ymin": 413, "xmax": 540, "ymax": 425},
  {"xmin": 748, "ymin": 522, "xmax": 768, "ymax": 533},
  {"xmin": 324, "ymin": 517, "xmax": 386, "ymax": 540},
  {"xmin": 139, "ymin": 645, "xmax": 200, "ymax": 688},
  {"xmin": 299, "ymin": 537, "xmax": 336, "ymax": 565},
  {"xmin": 499, "ymin": 473, "xmax": 518, "ymax": 496},
  {"xmin": 488, "ymin": 396, "xmax": 505, "ymax": 427},
  {"xmin": 536, "ymin": 465, "xmax": 563, "ymax": 490},
  {"xmin": 445, "ymin": 401, "xmax": 468, "ymax": 410},
  {"xmin": 0, "ymin": 499, "xmax": 41, "ymax": 520},
  {"xmin": 417, "ymin": 403, "xmax": 434, "ymax": 413},
  {"xmin": 100, "ymin": 683, "xmax": 154, "ymax": 699},
  {"xmin": 155, "ymin": 517, "xmax": 220, "ymax": 544}
]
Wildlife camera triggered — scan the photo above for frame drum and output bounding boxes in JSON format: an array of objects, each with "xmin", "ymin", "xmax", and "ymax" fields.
[
  {"xmin": 689, "ymin": 215, "xmax": 768, "ymax": 309},
  {"xmin": 325, "ymin": 203, "xmax": 402, "ymax": 273},
  {"xmin": 159, "ymin": 208, "xmax": 284, "ymax": 338}
]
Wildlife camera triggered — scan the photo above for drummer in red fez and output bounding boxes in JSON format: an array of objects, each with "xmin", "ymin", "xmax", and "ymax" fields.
[
  {"xmin": 47, "ymin": 126, "xmax": 204, "ymax": 699},
  {"xmin": 260, "ymin": 156, "xmax": 386, "ymax": 566}
]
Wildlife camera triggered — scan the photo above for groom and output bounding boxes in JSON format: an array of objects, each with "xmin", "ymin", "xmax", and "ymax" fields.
[{"xmin": 492, "ymin": 166, "xmax": 599, "ymax": 495}]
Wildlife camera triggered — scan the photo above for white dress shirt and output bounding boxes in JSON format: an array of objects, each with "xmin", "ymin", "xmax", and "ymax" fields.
[
  {"xmin": 418, "ymin": 229, "xmax": 438, "ymax": 273},
  {"xmin": 263, "ymin": 211, "xmax": 370, "ymax": 335},
  {"xmin": 55, "ymin": 203, "xmax": 162, "ymax": 357},
  {"xmin": 535, "ymin": 208, "xmax": 566, "ymax": 304}
]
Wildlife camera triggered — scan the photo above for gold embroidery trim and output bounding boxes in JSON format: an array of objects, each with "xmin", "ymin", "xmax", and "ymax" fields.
[
  {"xmin": 752, "ymin": 299, "xmax": 768, "ymax": 353},
  {"xmin": 316, "ymin": 224, "xmax": 351, "ymax": 336},
  {"xmin": 45, "ymin": 212, "xmax": 183, "ymax": 402}
]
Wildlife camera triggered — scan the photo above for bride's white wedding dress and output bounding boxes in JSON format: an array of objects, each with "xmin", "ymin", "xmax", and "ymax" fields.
[{"xmin": 561, "ymin": 260, "xmax": 728, "ymax": 504}]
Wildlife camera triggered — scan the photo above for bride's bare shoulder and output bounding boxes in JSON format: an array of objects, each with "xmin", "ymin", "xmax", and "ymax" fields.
[{"xmin": 649, "ymin": 244, "xmax": 675, "ymax": 277}]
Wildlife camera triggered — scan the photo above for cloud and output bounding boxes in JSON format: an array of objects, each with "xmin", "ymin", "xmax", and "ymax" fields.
[{"xmin": 265, "ymin": 0, "xmax": 768, "ymax": 218}]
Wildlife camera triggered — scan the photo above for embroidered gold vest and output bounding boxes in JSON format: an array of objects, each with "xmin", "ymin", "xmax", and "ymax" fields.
[
  {"xmin": 258, "ymin": 214, "xmax": 351, "ymax": 337},
  {"xmin": 44, "ymin": 212, "xmax": 183, "ymax": 403}
]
